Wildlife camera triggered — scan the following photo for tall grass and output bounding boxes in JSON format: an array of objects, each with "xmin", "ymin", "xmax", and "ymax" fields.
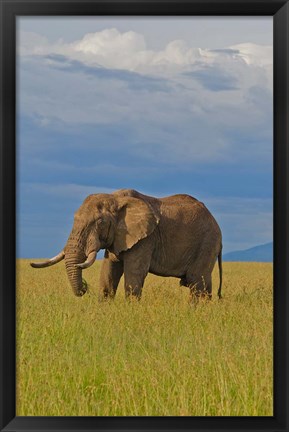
[{"xmin": 16, "ymin": 260, "xmax": 273, "ymax": 416}]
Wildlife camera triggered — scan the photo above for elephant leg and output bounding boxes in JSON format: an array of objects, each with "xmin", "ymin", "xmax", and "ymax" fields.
[
  {"xmin": 187, "ymin": 274, "xmax": 212, "ymax": 300},
  {"xmin": 122, "ymin": 239, "xmax": 152, "ymax": 300},
  {"xmin": 99, "ymin": 251, "xmax": 124, "ymax": 300},
  {"xmin": 202, "ymin": 274, "xmax": 212, "ymax": 299},
  {"xmin": 123, "ymin": 259, "xmax": 149, "ymax": 300}
]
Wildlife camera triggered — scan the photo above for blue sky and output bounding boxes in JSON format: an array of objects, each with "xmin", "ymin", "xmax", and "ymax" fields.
[{"xmin": 16, "ymin": 17, "xmax": 273, "ymax": 258}]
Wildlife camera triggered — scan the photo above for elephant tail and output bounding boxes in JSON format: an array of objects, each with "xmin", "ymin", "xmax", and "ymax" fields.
[{"xmin": 217, "ymin": 246, "xmax": 223, "ymax": 299}]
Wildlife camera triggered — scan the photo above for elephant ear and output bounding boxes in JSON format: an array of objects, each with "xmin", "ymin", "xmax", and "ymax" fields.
[{"xmin": 113, "ymin": 197, "xmax": 160, "ymax": 254}]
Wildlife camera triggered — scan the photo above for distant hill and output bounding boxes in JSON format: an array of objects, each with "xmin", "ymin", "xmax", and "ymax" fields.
[{"xmin": 223, "ymin": 242, "xmax": 273, "ymax": 262}]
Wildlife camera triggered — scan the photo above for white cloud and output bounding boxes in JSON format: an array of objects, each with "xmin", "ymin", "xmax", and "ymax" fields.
[
  {"xmin": 230, "ymin": 43, "xmax": 272, "ymax": 66},
  {"xmin": 18, "ymin": 29, "xmax": 272, "ymax": 79},
  {"xmin": 74, "ymin": 28, "xmax": 146, "ymax": 53}
]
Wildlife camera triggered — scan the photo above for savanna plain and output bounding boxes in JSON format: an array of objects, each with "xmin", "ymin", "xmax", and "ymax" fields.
[{"xmin": 16, "ymin": 260, "xmax": 273, "ymax": 416}]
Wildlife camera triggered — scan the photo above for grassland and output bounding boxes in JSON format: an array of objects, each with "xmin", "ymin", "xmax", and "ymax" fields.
[{"xmin": 16, "ymin": 260, "xmax": 273, "ymax": 416}]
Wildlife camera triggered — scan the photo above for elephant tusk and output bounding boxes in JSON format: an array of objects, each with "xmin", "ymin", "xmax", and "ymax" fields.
[
  {"xmin": 75, "ymin": 250, "xmax": 97, "ymax": 269},
  {"xmin": 30, "ymin": 250, "xmax": 65, "ymax": 268}
]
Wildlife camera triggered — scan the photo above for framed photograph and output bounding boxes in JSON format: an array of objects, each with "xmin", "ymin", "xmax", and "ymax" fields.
[{"xmin": 1, "ymin": 0, "xmax": 288, "ymax": 431}]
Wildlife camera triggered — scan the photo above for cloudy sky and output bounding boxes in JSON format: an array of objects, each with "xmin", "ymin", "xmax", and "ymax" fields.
[{"xmin": 16, "ymin": 17, "xmax": 273, "ymax": 258}]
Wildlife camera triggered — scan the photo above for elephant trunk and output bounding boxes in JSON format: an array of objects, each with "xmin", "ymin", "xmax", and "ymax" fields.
[
  {"xmin": 64, "ymin": 226, "xmax": 101, "ymax": 296},
  {"xmin": 65, "ymin": 249, "xmax": 88, "ymax": 297}
]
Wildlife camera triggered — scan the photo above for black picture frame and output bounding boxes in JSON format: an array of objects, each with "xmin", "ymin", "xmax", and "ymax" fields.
[{"xmin": 0, "ymin": 1, "xmax": 288, "ymax": 431}]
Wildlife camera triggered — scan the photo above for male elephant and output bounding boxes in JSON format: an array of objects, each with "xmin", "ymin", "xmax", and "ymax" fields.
[{"xmin": 31, "ymin": 189, "xmax": 223, "ymax": 300}]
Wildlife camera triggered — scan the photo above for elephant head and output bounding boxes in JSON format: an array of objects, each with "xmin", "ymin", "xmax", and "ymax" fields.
[{"xmin": 31, "ymin": 193, "xmax": 159, "ymax": 296}]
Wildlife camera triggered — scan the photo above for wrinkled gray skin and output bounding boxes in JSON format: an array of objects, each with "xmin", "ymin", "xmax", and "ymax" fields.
[{"xmin": 31, "ymin": 189, "xmax": 223, "ymax": 300}]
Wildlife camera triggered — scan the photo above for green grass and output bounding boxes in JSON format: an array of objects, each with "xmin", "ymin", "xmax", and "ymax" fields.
[{"xmin": 16, "ymin": 260, "xmax": 273, "ymax": 416}]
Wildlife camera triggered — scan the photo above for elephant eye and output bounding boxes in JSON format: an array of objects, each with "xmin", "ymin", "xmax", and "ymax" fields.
[{"xmin": 96, "ymin": 217, "xmax": 104, "ymax": 225}]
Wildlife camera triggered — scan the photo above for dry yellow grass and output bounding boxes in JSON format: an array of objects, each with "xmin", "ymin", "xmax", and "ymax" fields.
[{"xmin": 16, "ymin": 260, "xmax": 273, "ymax": 416}]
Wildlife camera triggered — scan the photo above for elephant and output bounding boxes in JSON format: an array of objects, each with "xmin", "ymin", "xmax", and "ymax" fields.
[{"xmin": 31, "ymin": 189, "xmax": 223, "ymax": 300}]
